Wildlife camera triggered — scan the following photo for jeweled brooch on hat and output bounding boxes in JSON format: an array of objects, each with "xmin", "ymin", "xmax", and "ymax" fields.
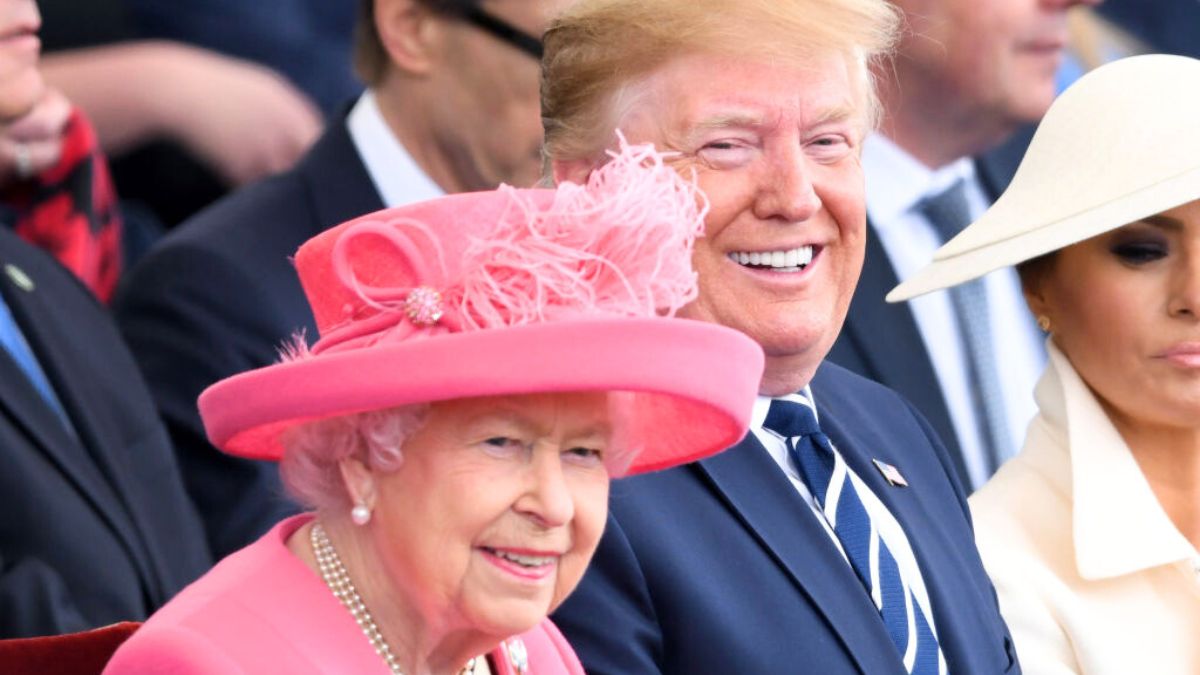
[{"xmin": 403, "ymin": 286, "xmax": 444, "ymax": 327}]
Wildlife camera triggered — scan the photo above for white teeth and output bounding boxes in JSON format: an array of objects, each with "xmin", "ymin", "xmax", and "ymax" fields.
[
  {"xmin": 493, "ymin": 550, "xmax": 554, "ymax": 567},
  {"xmin": 728, "ymin": 246, "xmax": 814, "ymax": 270}
]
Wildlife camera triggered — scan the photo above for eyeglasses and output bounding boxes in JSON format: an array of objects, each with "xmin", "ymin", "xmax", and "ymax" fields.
[{"xmin": 456, "ymin": 4, "xmax": 544, "ymax": 60}]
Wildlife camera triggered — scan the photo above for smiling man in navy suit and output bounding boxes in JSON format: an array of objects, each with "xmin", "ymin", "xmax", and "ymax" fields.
[{"xmin": 543, "ymin": 0, "xmax": 1019, "ymax": 672}]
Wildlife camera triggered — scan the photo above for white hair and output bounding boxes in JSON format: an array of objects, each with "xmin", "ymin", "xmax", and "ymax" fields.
[{"xmin": 279, "ymin": 404, "xmax": 429, "ymax": 511}]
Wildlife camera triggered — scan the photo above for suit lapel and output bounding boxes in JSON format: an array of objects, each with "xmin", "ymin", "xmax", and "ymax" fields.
[
  {"xmin": 300, "ymin": 115, "xmax": 387, "ymax": 233},
  {"xmin": 0, "ymin": 274, "xmax": 109, "ymax": 500},
  {"xmin": 696, "ymin": 436, "xmax": 907, "ymax": 675},
  {"xmin": 840, "ymin": 224, "xmax": 969, "ymax": 486},
  {"xmin": 816, "ymin": 382, "xmax": 998, "ymax": 671},
  {"xmin": 0, "ymin": 336, "xmax": 80, "ymax": 469},
  {"xmin": 0, "ymin": 257, "xmax": 161, "ymax": 597}
]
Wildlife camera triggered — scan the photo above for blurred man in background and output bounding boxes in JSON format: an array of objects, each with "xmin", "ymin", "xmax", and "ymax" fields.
[
  {"xmin": 829, "ymin": 0, "xmax": 1101, "ymax": 490},
  {"xmin": 115, "ymin": 0, "xmax": 567, "ymax": 558},
  {"xmin": 0, "ymin": 0, "xmax": 209, "ymax": 635}
]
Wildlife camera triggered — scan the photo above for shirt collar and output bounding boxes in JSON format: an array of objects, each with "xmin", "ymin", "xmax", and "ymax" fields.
[
  {"xmin": 751, "ymin": 388, "xmax": 817, "ymax": 434},
  {"xmin": 346, "ymin": 90, "xmax": 444, "ymax": 208},
  {"xmin": 862, "ymin": 133, "xmax": 978, "ymax": 227},
  {"xmin": 1037, "ymin": 341, "xmax": 1197, "ymax": 580}
]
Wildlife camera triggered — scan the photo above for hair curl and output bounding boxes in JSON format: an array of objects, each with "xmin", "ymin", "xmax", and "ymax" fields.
[{"xmin": 280, "ymin": 404, "xmax": 429, "ymax": 511}]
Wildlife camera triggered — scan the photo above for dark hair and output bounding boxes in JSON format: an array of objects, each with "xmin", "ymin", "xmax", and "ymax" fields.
[{"xmin": 1015, "ymin": 251, "xmax": 1058, "ymax": 295}]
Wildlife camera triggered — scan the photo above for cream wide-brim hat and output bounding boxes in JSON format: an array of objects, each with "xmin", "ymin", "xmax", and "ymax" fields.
[{"xmin": 888, "ymin": 54, "xmax": 1200, "ymax": 302}]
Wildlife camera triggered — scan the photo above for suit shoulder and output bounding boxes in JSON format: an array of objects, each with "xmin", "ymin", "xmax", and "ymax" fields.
[
  {"xmin": 813, "ymin": 360, "xmax": 914, "ymax": 410},
  {"xmin": 609, "ymin": 459, "xmax": 704, "ymax": 501},
  {"xmin": 115, "ymin": 171, "xmax": 313, "ymax": 314},
  {"xmin": 152, "ymin": 170, "xmax": 311, "ymax": 257},
  {"xmin": 813, "ymin": 361, "xmax": 953, "ymax": 469}
]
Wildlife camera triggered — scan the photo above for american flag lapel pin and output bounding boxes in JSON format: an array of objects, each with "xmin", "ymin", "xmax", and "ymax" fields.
[{"xmin": 872, "ymin": 458, "xmax": 908, "ymax": 487}]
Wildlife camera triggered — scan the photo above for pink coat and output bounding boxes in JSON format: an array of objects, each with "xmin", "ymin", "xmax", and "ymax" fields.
[{"xmin": 104, "ymin": 515, "xmax": 584, "ymax": 674}]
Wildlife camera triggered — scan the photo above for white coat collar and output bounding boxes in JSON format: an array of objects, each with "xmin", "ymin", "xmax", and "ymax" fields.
[{"xmin": 1035, "ymin": 341, "xmax": 1197, "ymax": 580}]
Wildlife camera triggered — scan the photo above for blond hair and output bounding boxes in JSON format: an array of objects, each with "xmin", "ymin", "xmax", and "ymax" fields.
[{"xmin": 541, "ymin": 0, "xmax": 900, "ymax": 166}]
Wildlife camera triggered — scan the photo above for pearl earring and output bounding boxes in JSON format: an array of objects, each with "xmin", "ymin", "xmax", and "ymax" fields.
[
  {"xmin": 350, "ymin": 503, "xmax": 371, "ymax": 526},
  {"xmin": 1036, "ymin": 315, "xmax": 1052, "ymax": 332}
]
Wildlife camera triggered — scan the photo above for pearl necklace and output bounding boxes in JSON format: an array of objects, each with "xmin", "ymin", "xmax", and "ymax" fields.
[{"xmin": 310, "ymin": 522, "xmax": 478, "ymax": 675}]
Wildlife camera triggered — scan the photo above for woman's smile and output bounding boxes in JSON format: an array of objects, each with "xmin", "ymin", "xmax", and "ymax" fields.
[{"xmin": 479, "ymin": 546, "xmax": 561, "ymax": 582}]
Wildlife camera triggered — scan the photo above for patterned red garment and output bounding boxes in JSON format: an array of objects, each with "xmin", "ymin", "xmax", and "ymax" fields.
[{"xmin": 2, "ymin": 108, "xmax": 122, "ymax": 303}]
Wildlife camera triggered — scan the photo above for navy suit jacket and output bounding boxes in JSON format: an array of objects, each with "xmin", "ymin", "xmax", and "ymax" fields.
[
  {"xmin": 0, "ymin": 228, "xmax": 210, "ymax": 637},
  {"xmin": 114, "ymin": 117, "xmax": 384, "ymax": 558},
  {"xmin": 827, "ymin": 137, "xmax": 1029, "ymax": 488},
  {"xmin": 553, "ymin": 362, "xmax": 1018, "ymax": 674}
]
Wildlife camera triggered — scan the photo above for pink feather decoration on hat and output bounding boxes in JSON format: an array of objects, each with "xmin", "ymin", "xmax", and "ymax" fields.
[
  {"xmin": 280, "ymin": 136, "xmax": 708, "ymax": 363},
  {"xmin": 455, "ymin": 135, "xmax": 707, "ymax": 329}
]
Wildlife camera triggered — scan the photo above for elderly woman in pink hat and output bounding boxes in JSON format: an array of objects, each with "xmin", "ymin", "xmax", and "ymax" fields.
[
  {"xmin": 891, "ymin": 55, "xmax": 1200, "ymax": 674},
  {"xmin": 103, "ymin": 143, "xmax": 762, "ymax": 675}
]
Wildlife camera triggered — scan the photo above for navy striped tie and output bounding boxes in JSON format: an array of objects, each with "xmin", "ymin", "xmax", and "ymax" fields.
[{"xmin": 765, "ymin": 399, "xmax": 941, "ymax": 673}]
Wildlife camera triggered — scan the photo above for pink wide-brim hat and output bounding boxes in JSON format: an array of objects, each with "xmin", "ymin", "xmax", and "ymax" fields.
[{"xmin": 198, "ymin": 142, "xmax": 764, "ymax": 476}]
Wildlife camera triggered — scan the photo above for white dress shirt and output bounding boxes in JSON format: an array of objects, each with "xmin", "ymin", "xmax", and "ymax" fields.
[
  {"xmin": 972, "ymin": 343, "xmax": 1200, "ymax": 674},
  {"xmin": 862, "ymin": 133, "xmax": 1045, "ymax": 489},
  {"xmin": 346, "ymin": 91, "xmax": 444, "ymax": 208},
  {"xmin": 751, "ymin": 391, "xmax": 946, "ymax": 674}
]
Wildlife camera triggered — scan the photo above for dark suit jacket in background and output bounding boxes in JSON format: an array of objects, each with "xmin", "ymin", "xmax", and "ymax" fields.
[
  {"xmin": 1099, "ymin": 0, "xmax": 1200, "ymax": 59},
  {"xmin": 0, "ymin": 228, "xmax": 210, "ymax": 637},
  {"xmin": 553, "ymin": 362, "xmax": 1018, "ymax": 674},
  {"xmin": 114, "ymin": 119, "xmax": 384, "ymax": 558},
  {"xmin": 827, "ymin": 133, "xmax": 1029, "ymax": 488}
]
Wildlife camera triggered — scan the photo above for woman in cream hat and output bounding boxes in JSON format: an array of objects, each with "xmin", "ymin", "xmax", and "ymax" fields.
[
  {"xmin": 890, "ymin": 54, "xmax": 1200, "ymax": 674},
  {"xmin": 103, "ymin": 142, "xmax": 763, "ymax": 675}
]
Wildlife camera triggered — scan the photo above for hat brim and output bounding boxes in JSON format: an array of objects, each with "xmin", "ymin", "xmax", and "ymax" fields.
[
  {"xmin": 199, "ymin": 317, "xmax": 763, "ymax": 476},
  {"xmin": 887, "ymin": 165, "xmax": 1200, "ymax": 302}
]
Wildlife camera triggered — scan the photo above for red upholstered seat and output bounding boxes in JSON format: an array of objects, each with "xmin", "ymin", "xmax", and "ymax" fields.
[{"xmin": 0, "ymin": 622, "xmax": 140, "ymax": 674}]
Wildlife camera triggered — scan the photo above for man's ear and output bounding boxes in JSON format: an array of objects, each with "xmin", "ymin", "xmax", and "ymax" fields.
[
  {"xmin": 374, "ymin": 0, "xmax": 445, "ymax": 76},
  {"xmin": 551, "ymin": 157, "xmax": 595, "ymax": 186}
]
